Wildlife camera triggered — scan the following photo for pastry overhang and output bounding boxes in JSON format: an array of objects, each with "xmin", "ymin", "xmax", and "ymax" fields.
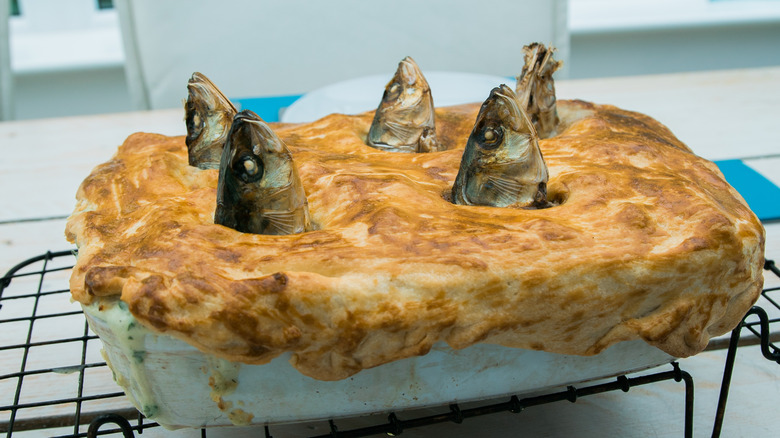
[{"xmin": 65, "ymin": 100, "xmax": 765, "ymax": 381}]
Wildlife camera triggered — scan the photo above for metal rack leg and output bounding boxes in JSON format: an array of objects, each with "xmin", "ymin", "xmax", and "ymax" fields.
[
  {"xmin": 712, "ymin": 323, "xmax": 741, "ymax": 438},
  {"xmin": 712, "ymin": 304, "xmax": 780, "ymax": 438},
  {"xmin": 672, "ymin": 362, "xmax": 695, "ymax": 438},
  {"xmin": 684, "ymin": 373, "xmax": 694, "ymax": 438}
]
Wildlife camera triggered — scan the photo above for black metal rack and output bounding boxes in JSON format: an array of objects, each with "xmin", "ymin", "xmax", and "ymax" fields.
[{"xmin": 1, "ymin": 251, "xmax": 778, "ymax": 438}]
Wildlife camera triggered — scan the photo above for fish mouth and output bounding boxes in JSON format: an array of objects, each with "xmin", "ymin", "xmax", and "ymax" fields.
[
  {"xmin": 398, "ymin": 56, "xmax": 424, "ymax": 86},
  {"xmin": 476, "ymin": 85, "xmax": 527, "ymax": 134},
  {"xmin": 231, "ymin": 111, "xmax": 281, "ymax": 156},
  {"xmin": 231, "ymin": 110, "xmax": 258, "ymax": 127},
  {"xmin": 186, "ymin": 73, "xmax": 236, "ymax": 113},
  {"xmin": 227, "ymin": 112, "xmax": 262, "ymax": 158},
  {"xmin": 382, "ymin": 57, "xmax": 429, "ymax": 104}
]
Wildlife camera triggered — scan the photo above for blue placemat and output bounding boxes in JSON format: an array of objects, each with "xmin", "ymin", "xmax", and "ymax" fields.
[
  {"xmin": 233, "ymin": 94, "xmax": 302, "ymax": 123},
  {"xmin": 715, "ymin": 159, "xmax": 780, "ymax": 222}
]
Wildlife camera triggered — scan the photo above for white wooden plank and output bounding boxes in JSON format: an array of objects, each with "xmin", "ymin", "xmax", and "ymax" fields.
[
  {"xmin": 556, "ymin": 66, "xmax": 780, "ymax": 161},
  {"xmin": 764, "ymin": 223, "xmax": 780, "ymax": 290},
  {"xmin": 0, "ymin": 109, "xmax": 183, "ymax": 222},
  {"xmin": 0, "ymin": 219, "xmax": 73, "ymax": 274},
  {"xmin": 745, "ymin": 157, "xmax": 780, "ymax": 188}
]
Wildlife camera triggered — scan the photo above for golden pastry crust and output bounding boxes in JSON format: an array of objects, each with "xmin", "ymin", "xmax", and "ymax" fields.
[{"xmin": 66, "ymin": 100, "xmax": 765, "ymax": 381}]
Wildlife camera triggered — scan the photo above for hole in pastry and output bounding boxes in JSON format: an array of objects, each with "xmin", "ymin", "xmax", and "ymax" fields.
[
  {"xmin": 546, "ymin": 195, "xmax": 566, "ymax": 207},
  {"xmin": 441, "ymin": 188, "xmax": 454, "ymax": 203},
  {"xmin": 544, "ymin": 184, "xmax": 569, "ymax": 208},
  {"xmin": 538, "ymin": 191, "xmax": 569, "ymax": 210}
]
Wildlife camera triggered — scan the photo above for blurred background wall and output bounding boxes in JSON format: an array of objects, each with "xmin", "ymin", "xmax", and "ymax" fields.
[{"xmin": 2, "ymin": 0, "xmax": 780, "ymax": 121}]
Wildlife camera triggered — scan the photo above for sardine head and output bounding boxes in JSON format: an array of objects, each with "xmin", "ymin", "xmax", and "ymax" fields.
[
  {"xmin": 535, "ymin": 48, "xmax": 562, "ymax": 111},
  {"xmin": 515, "ymin": 43, "xmax": 542, "ymax": 110},
  {"xmin": 514, "ymin": 44, "xmax": 562, "ymax": 138},
  {"xmin": 452, "ymin": 85, "xmax": 549, "ymax": 208},
  {"xmin": 367, "ymin": 57, "xmax": 440, "ymax": 153},
  {"xmin": 185, "ymin": 72, "xmax": 237, "ymax": 169},
  {"xmin": 215, "ymin": 110, "xmax": 311, "ymax": 235}
]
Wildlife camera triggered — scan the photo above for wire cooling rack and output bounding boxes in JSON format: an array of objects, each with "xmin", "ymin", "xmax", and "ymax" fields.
[{"xmin": 1, "ymin": 251, "xmax": 778, "ymax": 438}]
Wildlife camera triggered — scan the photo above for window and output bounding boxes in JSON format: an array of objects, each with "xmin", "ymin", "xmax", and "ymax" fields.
[
  {"xmin": 9, "ymin": 0, "xmax": 114, "ymax": 18},
  {"xmin": 9, "ymin": 0, "xmax": 124, "ymax": 74}
]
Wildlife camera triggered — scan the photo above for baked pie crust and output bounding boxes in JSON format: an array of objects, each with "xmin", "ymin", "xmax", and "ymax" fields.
[{"xmin": 66, "ymin": 100, "xmax": 765, "ymax": 380}]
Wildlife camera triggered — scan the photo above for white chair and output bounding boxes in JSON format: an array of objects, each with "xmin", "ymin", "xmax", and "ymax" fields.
[
  {"xmin": 0, "ymin": 0, "xmax": 13, "ymax": 121},
  {"xmin": 116, "ymin": 0, "xmax": 568, "ymax": 120}
]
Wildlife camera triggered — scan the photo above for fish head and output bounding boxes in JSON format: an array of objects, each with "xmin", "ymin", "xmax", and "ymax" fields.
[
  {"xmin": 453, "ymin": 85, "xmax": 549, "ymax": 207},
  {"xmin": 215, "ymin": 110, "xmax": 310, "ymax": 235},
  {"xmin": 367, "ymin": 56, "xmax": 439, "ymax": 152},
  {"xmin": 535, "ymin": 48, "xmax": 562, "ymax": 110},
  {"xmin": 515, "ymin": 43, "xmax": 542, "ymax": 110},
  {"xmin": 514, "ymin": 44, "xmax": 562, "ymax": 138},
  {"xmin": 185, "ymin": 72, "xmax": 237, "ymax": 168}
]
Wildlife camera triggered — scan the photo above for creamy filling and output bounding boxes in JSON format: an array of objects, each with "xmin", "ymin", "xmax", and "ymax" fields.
[{"xmin": 83, "ymin": 298, "xmax": 249, "ymax": 426}]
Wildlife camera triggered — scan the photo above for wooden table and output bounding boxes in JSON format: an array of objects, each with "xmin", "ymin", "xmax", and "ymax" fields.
[{"xmin": 1, "ymin": 67, "xmax": 779, "ymax": 437}]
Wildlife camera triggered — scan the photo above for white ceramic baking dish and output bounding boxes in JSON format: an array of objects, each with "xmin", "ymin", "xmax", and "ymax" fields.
[{"xmin": 83, "ymin": 298, "xmax": 674, "ymax": 429}]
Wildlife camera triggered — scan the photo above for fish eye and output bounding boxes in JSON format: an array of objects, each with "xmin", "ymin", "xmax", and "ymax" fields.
[
  {"xmin": 234, "ymin": 154, "xmax": 264, "ymax": 183},
  {"xmin": 243, "ymin": 158, "xmax": 258, "ymax": 175},
  {"xmin": 384, "ymin": 82, "xmax": 402, "ymax": 101},
  {"xmin": 478, "ymin": 125, "xmax": 503, "ymax": 150}
]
